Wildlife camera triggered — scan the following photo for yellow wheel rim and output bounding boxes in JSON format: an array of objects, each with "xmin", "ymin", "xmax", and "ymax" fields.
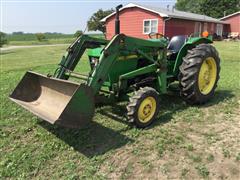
[
  {"xmin": 137, "ymin": 97, "xmax": 156, "ymax": 123},
  {"xmin": 198, "ymin": 57, "xmax": 217, "ymax": 95}
]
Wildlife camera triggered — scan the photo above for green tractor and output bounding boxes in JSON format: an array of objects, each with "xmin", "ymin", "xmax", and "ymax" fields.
[{"xmin": 10, "ymin": 6, "xmax": 220, "ymax": 128}]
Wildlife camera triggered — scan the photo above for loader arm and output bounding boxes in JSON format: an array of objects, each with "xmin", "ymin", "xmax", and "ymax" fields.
[{"xmin": 55, "ymin": 35, "xmax": 108, "ymax": 79}]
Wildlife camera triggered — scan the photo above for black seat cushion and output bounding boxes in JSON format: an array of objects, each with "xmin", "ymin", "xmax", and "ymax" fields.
[
  {"xmin": 167, "ymin": 35, "xmax": 188, "ymax": 53},
  {"xmin": 167, "ymin": 35, "xmax": 187, "ymax": 60}
]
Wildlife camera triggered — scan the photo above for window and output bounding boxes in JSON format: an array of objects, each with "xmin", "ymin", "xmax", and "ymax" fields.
[
  {"xmin": 194, "ymin": 22, "xmax": 202, "ymax": 34},
  {"xmin": 216, "ymin": 24, "xmax": 223, "ymax": 36},
  {"xmin": 143, "ymin": 19, "xmax": 158, "ymax": 34},
  {"xmin": 203, "ymin": 23, "xmax": 208, "ymax": 31}
]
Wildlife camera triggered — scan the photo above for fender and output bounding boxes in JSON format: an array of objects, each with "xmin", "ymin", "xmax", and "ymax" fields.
[{"xmin": 173, "ymin": 37, "xmax": 213, "ymax": 76}]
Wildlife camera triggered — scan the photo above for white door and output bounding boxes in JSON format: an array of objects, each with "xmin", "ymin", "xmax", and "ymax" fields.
[
  {"xmin": 216, "ymin": 24, "xmax": 223, "ymax": 36},
  {"xmin": 194, "ymin": 22, "xmax": 202, "ymax": 35},
  {"xmin": 203, "ymin": 23, "xmax": 208, "ymax": 31}
]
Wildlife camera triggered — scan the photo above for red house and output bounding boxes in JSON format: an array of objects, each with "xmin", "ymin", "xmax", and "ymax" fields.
[
  {"xmin": 220, "ymin": 11, "xmax": 240, "ymax": 38},
  {"xmin": 101, "ymin": 3, "xmax": 227, "ymax": 40}
]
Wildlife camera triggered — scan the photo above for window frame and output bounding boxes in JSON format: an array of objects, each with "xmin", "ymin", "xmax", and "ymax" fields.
[
  {"xmin": 194, "ymin": 22, "xmax": 202, "ymax": 34},
  {"xmin": 143, "ymin": 19, "xmax": 158, "ymax": 34}
]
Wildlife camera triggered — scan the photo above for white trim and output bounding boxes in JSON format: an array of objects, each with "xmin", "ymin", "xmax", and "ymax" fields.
[
  {"xmin": 125, "ymin": 3, "xmax": 168, "ymax": 17},
  {"xmin": 100, "ymin": 3, "xmax": 168, "ymax": 22},
  {"xmin": 143, "ymin": 19, "xmax": 158, "ymax": 34},
  {"xmin": 220, "ymin": 11, "xmax": 240, "ymax": 20},
  {"xmin": 168, "ymin": 15, "xmax": 226, "ymax": 24}
]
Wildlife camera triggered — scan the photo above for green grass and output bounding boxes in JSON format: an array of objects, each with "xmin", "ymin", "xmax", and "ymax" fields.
[
  {"xmin": 0, "ymin": 41, "xmax": 240, "ymax": 179},
  {"xmin": 5, "ymin": 34, "xmax": 104, "ymax": 46},
  {"xmin": 195, "ymin": 164, "xmax": 209, "ymax": 178},
  {"xmin": 8, "ymin": 38, "xmax": 75, "ymax": 46},
  {"xmin": 6, "ymin": 33, "xmax": 74, "ymax": 46},
  {"xmin": 6, "ymin": 33, "xmax": 74, "ymax": 41}
]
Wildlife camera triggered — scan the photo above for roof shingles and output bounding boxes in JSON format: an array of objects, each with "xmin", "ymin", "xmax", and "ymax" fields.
[{"xmin": 101, "ymin": 3, "xmax": 226, "ymax": 24}]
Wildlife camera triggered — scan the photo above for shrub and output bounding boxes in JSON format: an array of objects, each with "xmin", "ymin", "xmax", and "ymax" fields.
[
  {"xmin": 0, "ymin": 32, "xmax": 8, "ymax": 47},
  {"xmin": 35, "ymin": 33, "xmax": 46, "ymax": 41}
]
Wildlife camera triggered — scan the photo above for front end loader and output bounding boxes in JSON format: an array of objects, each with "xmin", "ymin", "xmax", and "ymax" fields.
[{"xmin": 10, "ymin": 6, "xmax": 220, "ymax": 128}]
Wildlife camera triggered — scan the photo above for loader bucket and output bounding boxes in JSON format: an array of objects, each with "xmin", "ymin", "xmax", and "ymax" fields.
[{"xmin": 9, "ymin": 71, "xmax": 95, "ymax": 128}]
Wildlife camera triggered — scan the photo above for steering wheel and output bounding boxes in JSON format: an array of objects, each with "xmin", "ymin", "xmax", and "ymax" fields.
[{"xmin": 148, "ymin": 32, "xmax": 165, "ymax": 39}]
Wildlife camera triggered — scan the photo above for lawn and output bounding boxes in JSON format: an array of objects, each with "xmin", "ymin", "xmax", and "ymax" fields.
[
  {"xmin": 5, "ymin": 34, "xmax": 104, "ymax": 46},
  {"xmin": 0, "ymin": 41, "xmax": 240, "ymax": 179},
  {"xmin": 6, "ymin": 33, "xmax": 75, "ymax": 46},
  {"xmin": 7, "ymin": 38, "xmax": 75, "ymax": 46}
]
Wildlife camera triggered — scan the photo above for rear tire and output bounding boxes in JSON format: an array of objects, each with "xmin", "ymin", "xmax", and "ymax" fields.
[
  {"xmin": 127, "ymin": 87, "xmax": 160, "ymax": 128},
  {"xmin": 179, "ymin": 44, "xmax": 220, "ymax": 104}
]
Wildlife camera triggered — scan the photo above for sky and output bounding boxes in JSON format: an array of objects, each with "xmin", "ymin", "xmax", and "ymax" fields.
[{"xmin": 1, "ymin": 0, "xmax": 176, "ymax": 34}]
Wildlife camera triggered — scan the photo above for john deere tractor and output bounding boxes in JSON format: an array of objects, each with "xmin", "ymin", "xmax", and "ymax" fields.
[{"xmin": 10, "ymin": 6, "xmax": 220, "ymax": 128}]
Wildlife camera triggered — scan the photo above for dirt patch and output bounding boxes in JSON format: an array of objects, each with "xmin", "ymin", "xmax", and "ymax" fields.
[{"xmin": 98, "ymin": 111, "xmax": 240, "ymax": 179}]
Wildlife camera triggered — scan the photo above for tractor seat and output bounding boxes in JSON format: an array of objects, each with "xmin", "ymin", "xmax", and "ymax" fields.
[{"xmin": 167, "ymin": 35, "xmax": 188, "ymax": 60}]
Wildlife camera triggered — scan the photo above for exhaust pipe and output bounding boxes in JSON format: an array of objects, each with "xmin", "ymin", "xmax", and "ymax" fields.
[{"xmin": 115, "ymin": 4, "xmax": 123, "ymax": 35}]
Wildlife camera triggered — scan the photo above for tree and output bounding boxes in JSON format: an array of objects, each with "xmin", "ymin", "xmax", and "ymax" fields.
[
  {"xmin": 35, "ymin": 33, "xmax": 46, "ymax": 41},
  {"xmin": 0, "ymin": 32, "xmax": 8, "ymax": 47},
  {"xmin": 175, "ymin": 0, "xmax": 202, "ymax": 14},
  {"xmin": 199, "ymin": 0, "xmax": 240, "ymax": 18},
  {"xmin": 175, "ymin": 0, "xmax": 240, "ymax": 18},
  {"xmin": 12, "ymin": 31, "xmax": 24, "ymax": 35},
  {"xmin": 87, "ymin": 9, "xmax": 114, "ymax": 33},
  {"xmin": 74, "ymin": 30, "xmax": 83, "ymax": 37}
]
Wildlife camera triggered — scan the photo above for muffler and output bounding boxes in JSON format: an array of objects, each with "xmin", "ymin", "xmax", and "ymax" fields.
[{"xmin": 9, "ymin": 71, "xmax": 95, "ymax": 128}]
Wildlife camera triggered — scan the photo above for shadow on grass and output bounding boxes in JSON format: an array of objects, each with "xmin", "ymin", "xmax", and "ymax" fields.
[
  {"xmin": 97, "ymin": 104, "xmax": 129, "ymax": 126},
  {"xmin": 150, "ymin": 89, "xmax": 235, "ymax": 128},
  {"xmin": 39, "ymin": 90, "xmax": 233, "ymax": 157},
  {"xmin": 97, "ymin": 90, "xmax": 235, "ymax": 128},
  {"xmin": 39, "ymin": 121, "xmax": 133, "ymax": 158},
  {"xmin": 202, "ymin": 90, "xmax": 235, "ymax": 107}
]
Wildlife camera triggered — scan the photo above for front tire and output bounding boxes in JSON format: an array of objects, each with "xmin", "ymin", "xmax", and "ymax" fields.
[
  {"xmin": 179, "ymin": 44, "xmax": 220, "ymax": 104},
  {"xmin": 127, "ymin": 87, "xmax": 160, "ymax": 128}
]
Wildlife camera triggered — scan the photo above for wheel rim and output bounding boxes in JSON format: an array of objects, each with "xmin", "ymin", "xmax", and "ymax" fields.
[
  {"xmin": 137, "ymin": 97, "xmax": 156, "ymax": 123},
  {"xmin": 198, "ymin": 57, "xmax": 217, "ymax": 95}
]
